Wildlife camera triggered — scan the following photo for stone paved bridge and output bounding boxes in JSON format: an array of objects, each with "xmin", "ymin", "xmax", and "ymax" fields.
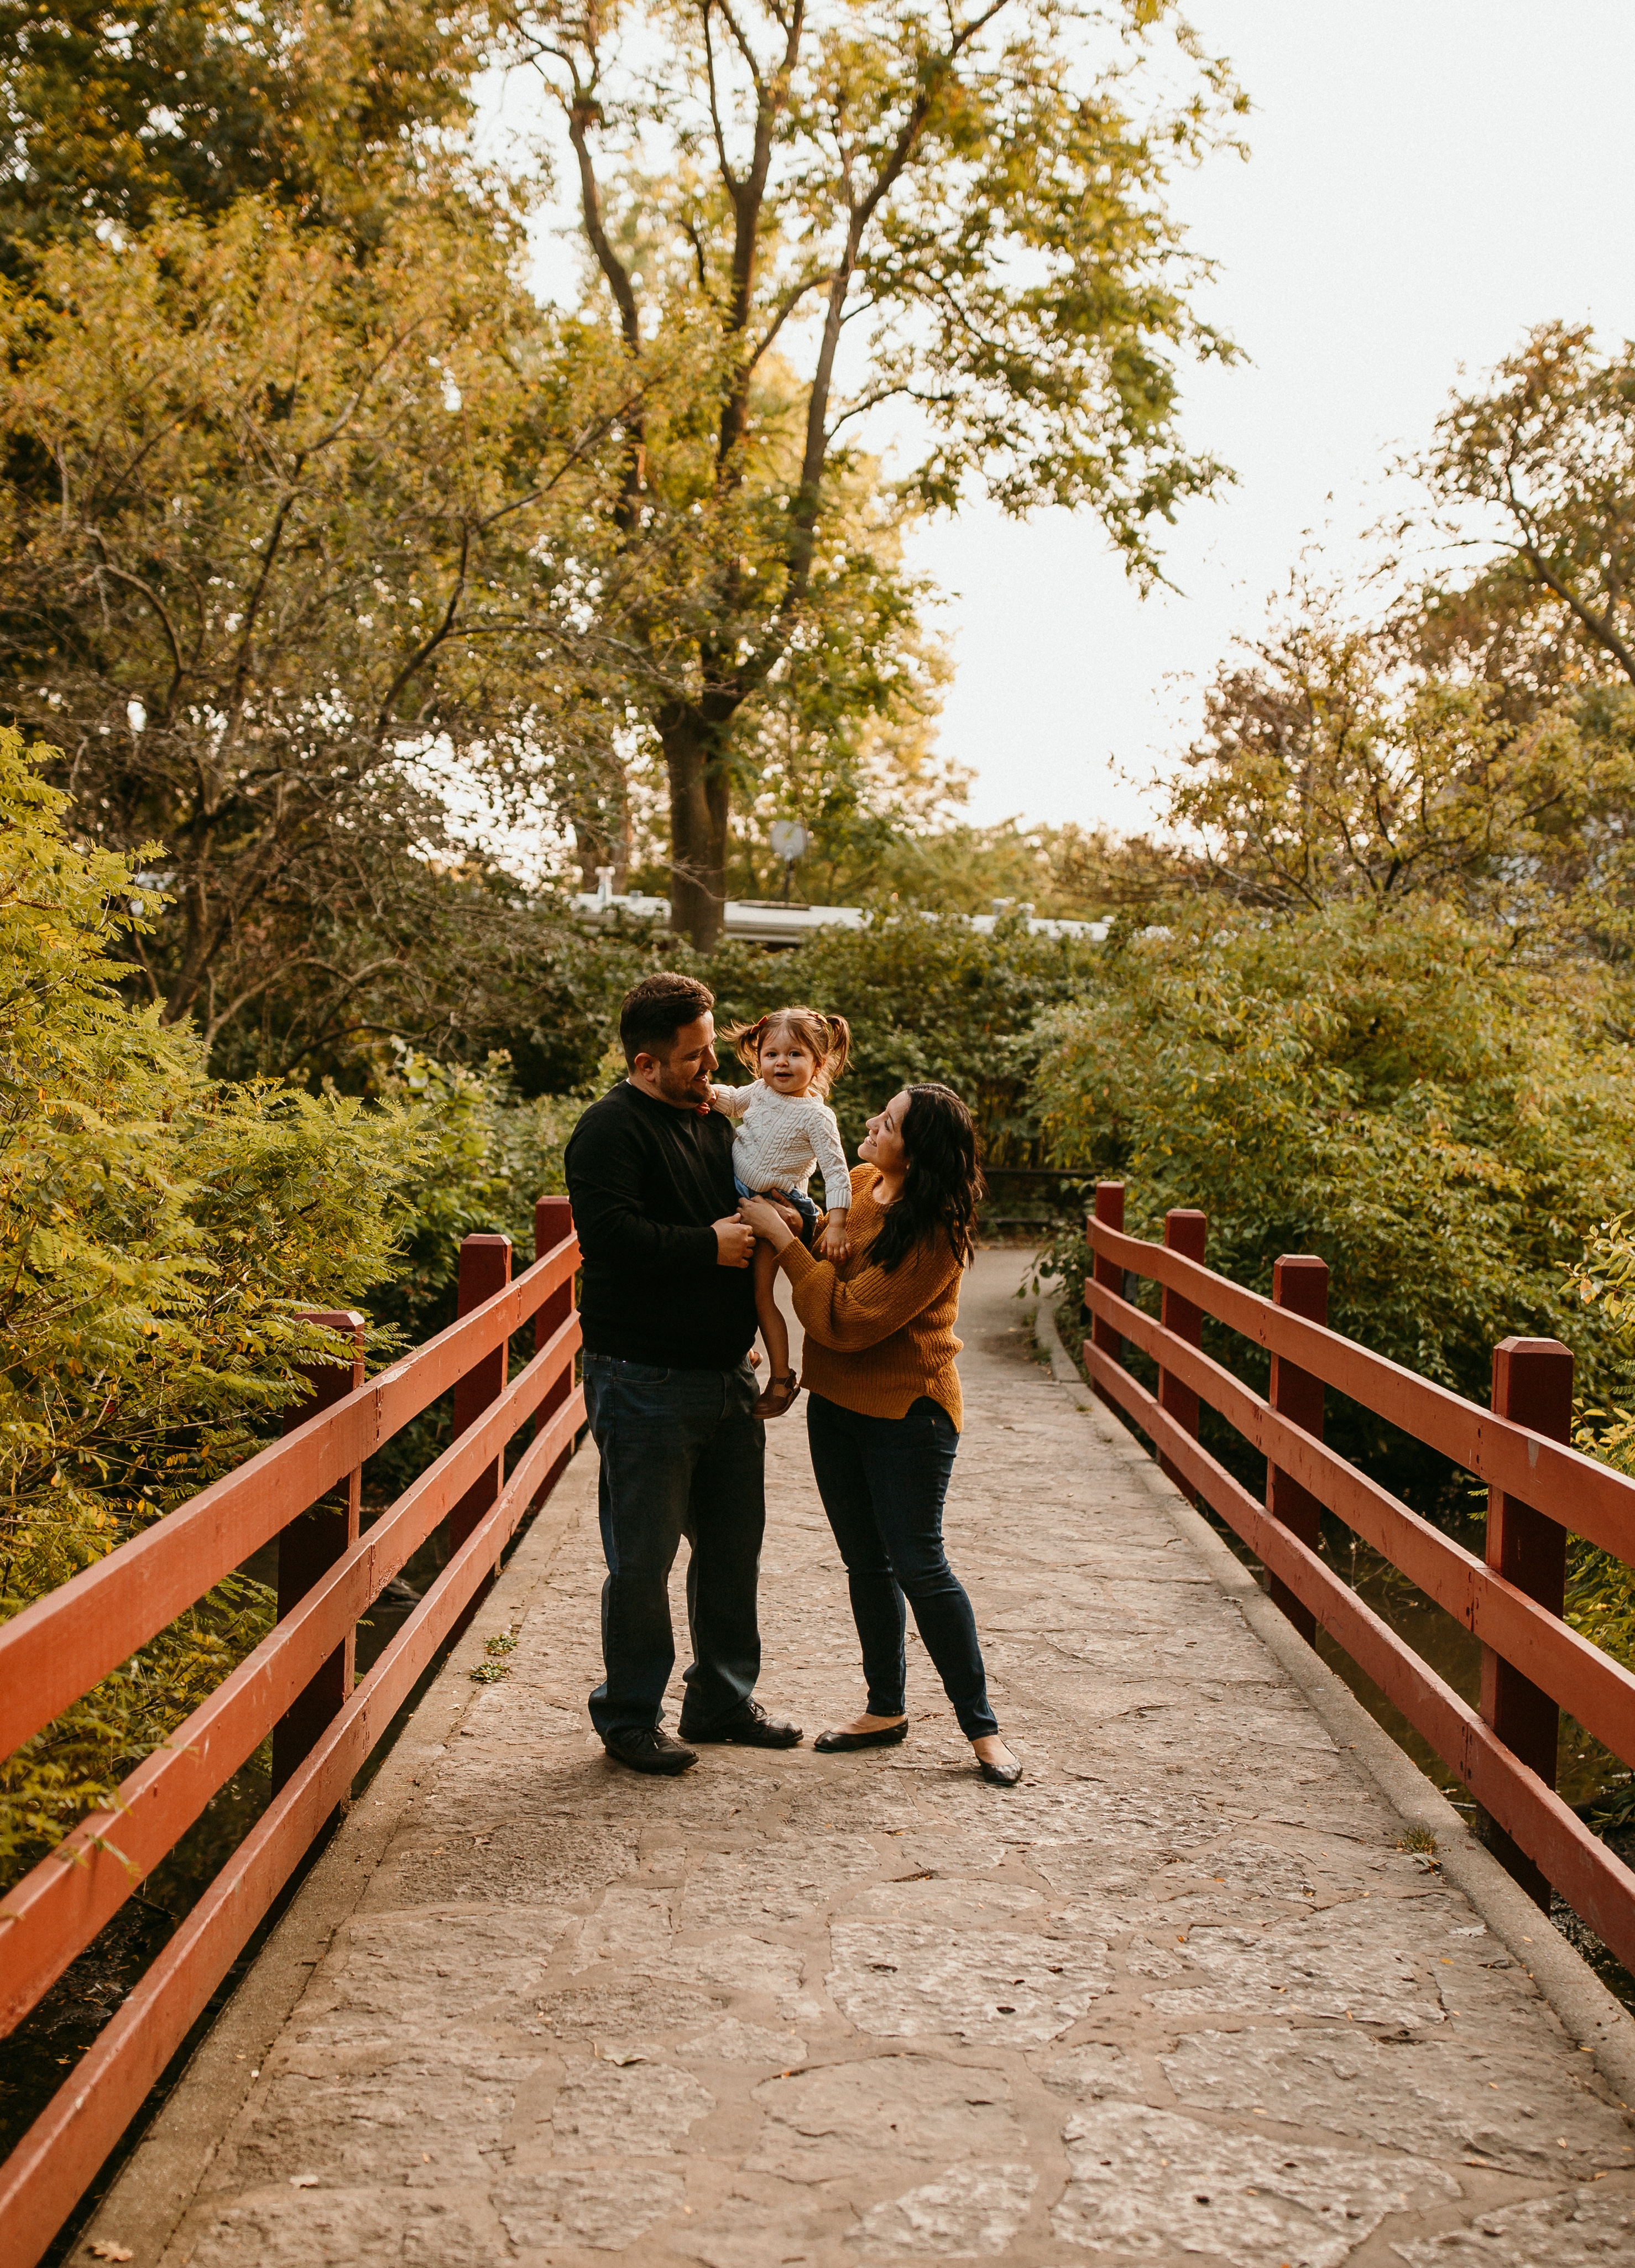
[{"xmin": 88, "ymin": 1255, "xmax": 1635, "ymax": 2266}]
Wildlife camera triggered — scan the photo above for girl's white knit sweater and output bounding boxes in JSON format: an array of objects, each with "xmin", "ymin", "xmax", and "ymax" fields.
[{"xmin": 709, "ymin": 1080, "xmax": 853, "ymax": 1212}]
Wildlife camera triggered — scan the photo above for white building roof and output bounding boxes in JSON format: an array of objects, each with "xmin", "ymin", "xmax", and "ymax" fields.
[{"xmin": 570, "ymin": 890, "xmax": 1108, "ymax": 945}]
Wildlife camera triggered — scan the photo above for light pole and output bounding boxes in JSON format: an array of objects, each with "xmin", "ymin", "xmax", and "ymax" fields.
[{"xmin": 769, "ymin": 818, "xmax": 811, "ymax": 904}]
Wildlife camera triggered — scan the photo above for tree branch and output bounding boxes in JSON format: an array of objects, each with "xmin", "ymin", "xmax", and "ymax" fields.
[
  {"xmin": 83, "ymin": 548, "xmax": 186, "ymax": 715},
  {"xmin": 373, "ymin": 523, "xmax": 472, "ymax": 743},
  {"xmin": 701, "ymin": 5, "xmax": 744, "ymax": 195}
]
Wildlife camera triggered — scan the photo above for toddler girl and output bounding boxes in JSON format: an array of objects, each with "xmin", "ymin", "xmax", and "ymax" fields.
[{"xmin": 711, "ymin": 1007, "xmax": 853, "ymax": 1419}]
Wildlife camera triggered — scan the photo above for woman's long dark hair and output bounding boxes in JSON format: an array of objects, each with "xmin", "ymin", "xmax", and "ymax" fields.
[{"xmin": 871, "ymin": 1083, "xmax": 985, "ymax": 1274}]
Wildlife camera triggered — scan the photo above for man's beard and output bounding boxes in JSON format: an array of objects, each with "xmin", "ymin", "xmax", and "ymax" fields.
[{"xmin": 655, "ymin": 1059, "xmax": 707, "ymax": 1106}]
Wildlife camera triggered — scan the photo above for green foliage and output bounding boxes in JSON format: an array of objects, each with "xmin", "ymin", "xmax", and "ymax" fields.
[
  {"xmin": 1032, "ymin": 898, "xmax": 1635, "ymax": 1495},
  {"xmin": 0, "ymin": 0, "xmax": 490, "ymax": 266},
  {"xmin": 1172, "ymin": 601, "xmax": 1634, "ymax": 918},
  {"xmin": 483, "ymin": 901, "xmax": 1106, "ymax": 1165},
  {"xmin": 673, "ymin": 913, "xmax": 1096, "ymax": 1162},
  {"xmin": 0, "ymin": 197, "xmax": 638, "ymax": 1066},
  {"xmin": 365, "ymin": 1047, "xmax": 576, "ymax": 1346},
  {"xmin": 1423, "ymin": 321, "xmax": 1635, "ymax": 694},
  {"xmin": 517, "ymin": 0, "xmax": 1245, "ymax": 939},
  {"xmin": 0, "ymin": 731, "xmax": 433, "ymax": 1888},
  {"xmin": 1564, "ymin": 1218, "xmax": 1635, "ymax": 1672}
]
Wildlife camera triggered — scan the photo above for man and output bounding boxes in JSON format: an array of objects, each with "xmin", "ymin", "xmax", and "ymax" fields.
[{"xmin": 563, "ymin": 971, "xmax": 804, "ymax": 1774}]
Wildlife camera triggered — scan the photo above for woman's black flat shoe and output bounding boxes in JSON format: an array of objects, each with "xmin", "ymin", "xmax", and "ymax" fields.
[
  {"xmin": 813, "ymin": 1720, "xmax": 908, "ymax": 1753},
  {"xmin": 977, "ymin": 1748, "xmax": 1022, "ymax": 1787}
]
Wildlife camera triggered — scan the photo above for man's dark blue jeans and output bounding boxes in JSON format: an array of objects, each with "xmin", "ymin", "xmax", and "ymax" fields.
[
  {"xmin": 583, "ymin": 1353, "xmax": 765, "ymax": 1739},
  {"xmin": 805, "ymin": 1391, "xmax": 999, "ymax": 1741}
]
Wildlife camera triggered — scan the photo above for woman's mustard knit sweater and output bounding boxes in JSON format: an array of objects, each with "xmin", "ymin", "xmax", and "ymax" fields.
[{"xmin": 775, "ymin": 1165, "xmax": 964, "ymax": 1426}]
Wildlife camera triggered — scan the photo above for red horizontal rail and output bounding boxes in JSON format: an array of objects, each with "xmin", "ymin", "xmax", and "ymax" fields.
[
  {"xmin": 1089, "ymin": 1219, "xmax": 1635, "ymax": 1563},
  {"xmin": 0, "ymin": 1239, "xmax": 577, "ymax": 1760},
  {"xmin": 1085, "ymin": 1339, "xmax": 1635, "ymax": 1978},
  {"xmin": 1085, "ymin": 1279, "xmax": 1635, "ymax": 1769},
  {"xmin": 0, "ymin": 1378, "xmax": 586, "ymax": 2268},
  {"xmin": 0, "ymin": 1310, "xmax": 582, "ymax": 2037}
]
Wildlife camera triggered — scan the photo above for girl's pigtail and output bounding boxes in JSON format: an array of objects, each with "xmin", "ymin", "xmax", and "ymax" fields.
[
  {"xmin": 821, "ymin": 1013, "xmax": 853, "ymax": 1088},
  {"xmin": 721, "ymin": 1014, "xmax": 770, "ymax": 1077}
]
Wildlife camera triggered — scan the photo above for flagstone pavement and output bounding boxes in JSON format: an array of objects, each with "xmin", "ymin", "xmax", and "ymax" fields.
[{"xmin": 134, "ymin": 1253, "xmax": 1635, "ymax": 2266}]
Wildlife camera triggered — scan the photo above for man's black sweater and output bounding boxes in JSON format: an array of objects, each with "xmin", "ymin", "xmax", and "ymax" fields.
[{"xmin": 565, "ymin": 1081, "xmax": 756, "ymax": 1369}]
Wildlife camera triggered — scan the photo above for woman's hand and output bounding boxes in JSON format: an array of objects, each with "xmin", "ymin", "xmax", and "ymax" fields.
[{"xmin": 736, "ymin": 1193, "xmax": 797, "ymax": 1250}]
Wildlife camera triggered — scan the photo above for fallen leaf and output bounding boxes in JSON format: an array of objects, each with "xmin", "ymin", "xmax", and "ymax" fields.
[{"xmin": 89, "ymin": 2246, "xmax": 134, "ymax": 2262}]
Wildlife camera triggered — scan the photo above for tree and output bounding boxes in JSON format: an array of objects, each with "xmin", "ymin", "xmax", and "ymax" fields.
[
  {"xmin": 1423, "ymin": 322, "xmax": 1635, "ymax": 691},
  {"xmin": 0, "ymin": 199, "xmax": 639, "ymax": 1064},
  {"xmin": 508, "ymin": 0, "xmax": 1242, "ymax": 943},
  {"xmin": 1169, "ymin": 601, "xmax": 1633, "ymax": 916},
  {"xmin": 0, "ymin": 0, "xmax": 488, "ymax": 265}
]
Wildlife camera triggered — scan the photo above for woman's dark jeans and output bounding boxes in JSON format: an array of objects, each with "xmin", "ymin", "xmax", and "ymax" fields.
[{"xmin": 805, "ymin": 1391, "xmax": 999, "ymax": 1740}]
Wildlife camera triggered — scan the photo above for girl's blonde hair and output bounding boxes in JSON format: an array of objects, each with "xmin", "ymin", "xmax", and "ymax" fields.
[{"xmin": 723, "ymin": 1006, "xmax": 852, "ymax": 1096}]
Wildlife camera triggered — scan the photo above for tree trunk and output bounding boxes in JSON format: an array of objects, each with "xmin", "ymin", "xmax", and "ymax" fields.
[
  {"xmin": 661, "ymin": 705, "xmax": 732, "ymax": 949},
  {"xmin": 570, "ymin": 777, "xmax": 632, "ymax": 893}
]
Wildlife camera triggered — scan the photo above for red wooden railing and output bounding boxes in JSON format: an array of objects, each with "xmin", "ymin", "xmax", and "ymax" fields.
[
  {"xmin": 1084, "ymin": 1181, "xmax": 1635, "ymax": 1974},
  {"xmin": 0, "ymin": 1198, "xmax": 583, "ymax": 2268}
]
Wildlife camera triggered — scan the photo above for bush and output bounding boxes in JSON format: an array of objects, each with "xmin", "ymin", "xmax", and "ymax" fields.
[
  {"xmin": 380, "ymin": 899, "xmax": 1103, "ymax": 1171},
  {"xmin": 358, "ymin": 1046, "xmax": 579, "ymax": 1498},
  {"xmin": 0, "ymin": 734, "xmax": 437, "ymax": 1888},
  {"xmin": 696, "ymin": 909, "xmax": 1103, "ymax": 1161},
  {"xmin": 1032, "ymin": 899, "xmax": 1635, "ymax": 1501},
  {"xmin": 1565, "ymin": 1218, "xmax": 1635, "ymax": 1676}
]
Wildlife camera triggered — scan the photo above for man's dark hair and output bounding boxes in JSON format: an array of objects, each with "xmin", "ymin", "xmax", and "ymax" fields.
[{"xmin": 619, "ymin": 972, "xmax": 715, "ymax": 1066}]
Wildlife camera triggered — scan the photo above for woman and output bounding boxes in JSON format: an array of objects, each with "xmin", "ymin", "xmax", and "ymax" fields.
[{"xmin": 737, "ymin": 1083, "xmax": 1021, "ymax": 1787}]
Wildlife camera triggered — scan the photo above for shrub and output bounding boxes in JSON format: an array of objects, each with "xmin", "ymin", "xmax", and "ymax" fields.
[
  {"xmin": 699, "ymin": 909, "xmax": 1102, "ymax": 1160},
  {"xmin": 1033, "ymin": 899, "xmax": 1635, "ymax": 1501},
  {"xmin": 0, "ymin": 734, "xmax": 432, "ymax": 1887},
  {"xmin": 1565, "ymin": 1218, "xmax": 1635, "ymax": 1675}
]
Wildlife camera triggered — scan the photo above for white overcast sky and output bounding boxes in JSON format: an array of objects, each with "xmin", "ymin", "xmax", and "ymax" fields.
[
  {"xmin": 916, "ymin": 0, "xmax": 1635, "ymax": 833},
  {"xmin": 482, "ymin": 2, "xmax": 1635, "ymax": 842}
]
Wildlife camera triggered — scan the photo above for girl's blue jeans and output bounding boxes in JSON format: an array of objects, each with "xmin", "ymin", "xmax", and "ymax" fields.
[
  {"xmin": 805, "ymin": 1391, "xmax": 999, "ymax": 1740},
  {"xmin": 734, "ymin": 1174, "xmax": 819, "ymax": 1234}
]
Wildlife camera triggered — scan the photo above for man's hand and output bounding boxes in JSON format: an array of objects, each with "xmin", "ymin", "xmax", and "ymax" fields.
[
  {"xmin": 736, "ymin": 1193, "xmax": 796, "ymax": 1252},
  {"xmin": 713, "ymin": 1215, "xmax": 757, "ymax": 1268}
]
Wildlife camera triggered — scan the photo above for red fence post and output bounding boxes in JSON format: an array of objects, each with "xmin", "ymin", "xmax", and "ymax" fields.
[
  {"xmin": 1157, "ymin": 1209, "xmax": 1206, "ymax": 1497},
  {"xmin": 270, "ymin": 1312, "xmax": 365, "ymax": 1798},
  {"xmin": 448, "ymin": 1233, "xmax": 513, "ymax": 1553},
  {"xmin": 1266, "ymin": 1255, "xmax": 1329, "ymax": 1644},
  {"xmin": 533, "ymin": 1196, "xmax": 577, "ymax": 1503},
  {"xmin": 1089, "ymin": 1182, "xmax": 1125, "ymax": 1409},
  {"xmin": 1480, "ymin": 1336, "xmax": 1574, "ymax": 1909}
]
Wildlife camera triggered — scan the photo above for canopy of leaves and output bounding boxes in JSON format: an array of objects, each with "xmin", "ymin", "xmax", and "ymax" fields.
[
  {"xmin": 0, "ymin": 198, "xmax": 647, "ymax": 1061},
  {"xmin": 1422, "ymin": 322, "xmax": 1635, "ymax": 692},
  {"xmin": 0, "ymin": 0, "xmax": 489, "ymax": 264},
  {"xmin": 1171, "ymin": 601, "xmax": 1635, "ymax": 925},
  {"xmin": 505, "ymin": 0, "xmax": 1243, "ymax": 936}
]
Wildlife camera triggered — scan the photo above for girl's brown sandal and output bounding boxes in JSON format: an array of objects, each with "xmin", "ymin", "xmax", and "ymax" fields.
[{"xmin": 753, "ymin": 1372, "xmax": 801, "ymax": 1419}]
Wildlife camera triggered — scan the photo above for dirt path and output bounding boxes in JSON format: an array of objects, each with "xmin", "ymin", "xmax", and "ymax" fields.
[{"xmin": 107, "ymin": 1253, "xmax": 1635, "ymax": 2265}]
